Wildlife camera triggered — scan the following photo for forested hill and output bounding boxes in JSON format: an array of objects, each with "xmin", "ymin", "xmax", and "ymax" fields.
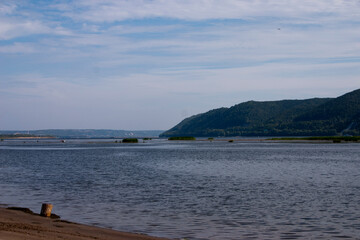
[{"xmin": 160, "ymin": 89, "xmax": 360, "ymax": 137}]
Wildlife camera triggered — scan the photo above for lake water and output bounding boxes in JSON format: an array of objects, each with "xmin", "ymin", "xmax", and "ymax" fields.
[{"xmin": 1, "ymin": 139, "xmax": 360, "ymax": 239}]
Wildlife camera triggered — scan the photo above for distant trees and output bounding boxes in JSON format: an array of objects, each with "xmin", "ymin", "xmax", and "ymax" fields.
[
  {"xmin": 168, "ymin": 136, "xmax": 196, "ymax": 140},
  {"xmin": 122, "ymin": 138, "xmax": 138, "ymax": 143},
  {"xmin": 160, "ymin": 89, "xmax": 360, "ymax": 137}
]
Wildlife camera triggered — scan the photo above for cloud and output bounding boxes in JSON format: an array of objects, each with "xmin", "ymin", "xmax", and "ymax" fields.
[
  {"xmin": 0, "ymin": 2, "xmax": 48, "ymax": 39},
  {"xmin": 0, "ymin": 1, "xmax": 73, "ymax": 40},
  {"xmin": 64, "ymin": 0, "xmax": 360, "ymax": 23},
  {"xmin": 107, "ymin": 24, "xmax": 182, "ymax": 35},
  {"xmin": 0, "ymin": 19, "xmax": 48, "ymax": 40},
  {"xmin": 0, "ymin": 42, "xmax": 35, "ymax": 53},
  {"xmin": 0, "ymin": 2, "xmax": 16, "ymax": 15},
  {"xmin": 2, "ymin": 57, "xmax": 358, "ymax": 130},
  {"xmin": 1, "ymin": 0, "xmax": 360, "ymax": 130},
  {"xmin": 5, "ymin": 58, "xmax": 358, "ymax": 101}
]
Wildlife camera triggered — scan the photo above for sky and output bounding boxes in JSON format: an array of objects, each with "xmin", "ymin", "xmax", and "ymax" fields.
[{"xmin": 1, "ymin": 0, "xmax": 360, "ymax": 130}]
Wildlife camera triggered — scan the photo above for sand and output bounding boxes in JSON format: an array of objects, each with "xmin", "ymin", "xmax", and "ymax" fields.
[{"xmin": 0, "ymin": 207, "xmax": 170, "ymax": 240}]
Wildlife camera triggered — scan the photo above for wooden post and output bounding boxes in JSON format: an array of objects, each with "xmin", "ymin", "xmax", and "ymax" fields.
[{"xmin": 40, "ymin": 203, "xmax": 53, "ymax": 217}]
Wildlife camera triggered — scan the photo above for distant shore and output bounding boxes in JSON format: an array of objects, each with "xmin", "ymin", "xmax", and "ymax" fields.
[
  {"xmin": 0, "ymin": 206, "xmax": 169, "ymax": 240},
  {"xmin": 0, "ymin": 135, "xmax": 55, "ymax": 140},
  {"xmin": 165, "ymin": 136, "xmax": 360, "ymax": 144},
  {"xmin": 0, "ymin": 137, "xmax": 55, "ymax": 139}
]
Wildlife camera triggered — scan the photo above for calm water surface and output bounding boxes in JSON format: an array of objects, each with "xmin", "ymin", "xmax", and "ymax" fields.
[{"xmin": 1, "ymin": 139, "xmax": 360, "ymax": 239}]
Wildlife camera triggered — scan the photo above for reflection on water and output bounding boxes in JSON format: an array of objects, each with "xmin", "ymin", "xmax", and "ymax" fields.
[{"xmin": 1, "ymin": 140, "xmax": 360, "ymax": 239}]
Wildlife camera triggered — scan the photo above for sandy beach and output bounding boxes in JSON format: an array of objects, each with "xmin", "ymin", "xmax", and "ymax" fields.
[{"xmin": 0, "ymin": 207, "xmax": 169, "ymax": 240}]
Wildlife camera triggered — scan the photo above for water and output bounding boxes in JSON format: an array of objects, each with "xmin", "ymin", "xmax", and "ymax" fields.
[{"xmin": 1, "ymin": 139, "xmax": 360, "ymax": 239}]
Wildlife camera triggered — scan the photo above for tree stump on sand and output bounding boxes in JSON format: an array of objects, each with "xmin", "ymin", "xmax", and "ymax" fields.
[{"xmin": 40, "ymin": 203, "xmax": 53, "ymax": 217}]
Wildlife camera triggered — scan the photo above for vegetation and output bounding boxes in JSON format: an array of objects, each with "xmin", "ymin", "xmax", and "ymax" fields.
[
  {"xmin": 0, "ymin": 134, "xmax": 43, "ymax": 139},
  {"xmin": 168, "ymin": 136, "xmax": 196, "ymax": 140},
  {"xmin": 143, "ymin": 138, "xmax": 152, "ymax": 140},
  {"xmin": 160, "ymin": 89, "xmax": 360, "ymax": 137},
  {"xmin": 208, "ymin": 137, "xmax": 214, "ymax": 141},
  {"xmin": 270, "ymin": 136, "xmax": 360, "ymax": 142},
  {"xmin": 122, "ymin": 138, "xmax": 138, "ymax": 143}
]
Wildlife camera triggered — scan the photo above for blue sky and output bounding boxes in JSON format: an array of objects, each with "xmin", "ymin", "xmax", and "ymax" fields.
[{"xmin": 1, "ymin": 0, "xmax": 360, "ymax": 130}]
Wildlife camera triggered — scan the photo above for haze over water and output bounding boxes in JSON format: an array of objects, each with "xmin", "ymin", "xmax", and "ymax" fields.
[{"xmin": 1, "ymin": 139, "xmax": 360, "ymax": 239}]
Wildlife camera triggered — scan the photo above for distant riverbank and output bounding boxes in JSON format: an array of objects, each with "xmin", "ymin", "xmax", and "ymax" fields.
[{"xmin": 0, "ymin": 136, "xmax": 55, "ymax": 140}]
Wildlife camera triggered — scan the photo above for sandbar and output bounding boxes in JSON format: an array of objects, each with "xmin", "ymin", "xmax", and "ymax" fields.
[{"xmin": 0, "ymin": 207, "xmax": 170, "ymax": 240}]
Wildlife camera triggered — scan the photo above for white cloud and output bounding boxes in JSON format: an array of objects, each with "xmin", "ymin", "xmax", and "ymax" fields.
[
  {"xmin": 0, "ymin": 19, "xmax": 48, "ymax": 40},
  {"xmin": 0, "ymin": 42, "xmax": 35, "ymax": 53},
  {"xmin": 108, "ymin": 24, "xmax": 182, "ymax": 34},
  {"xmin": 9, "ymin": 61, "xmax": 357, "ymax": 102},
  {"xmin": 64, "ymin": 0, "xmax": 360, "ymax": 22},
  {"xmin": 0, "ymin": 17, "xmax": 73, "ymax": 40},
  {"xmin": 1, "ymin": 0, "xmax": 360, "ymax": 130},
  {"xmin": 0, "ymin": 2, "xmax": 16, "ymax": 15},
  {"xmin": 2, "ymin": 58, "xmax": 358, "ymax": 129},
  {"xmin": 0, "ymin": 1, "xmax": 73, "ymax": 41},
  {"xmin": 114, "ymin": 61, "xmax": 360, "ymax": 95}
]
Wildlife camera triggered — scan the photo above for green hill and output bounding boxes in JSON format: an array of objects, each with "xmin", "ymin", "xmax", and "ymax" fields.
[{"xmin": 160, "ymin": 89, "xmax": 360, "ymax": 137}]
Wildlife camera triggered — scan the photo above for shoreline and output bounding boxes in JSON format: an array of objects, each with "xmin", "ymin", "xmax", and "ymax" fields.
[
  {"xmin": 0, "ymin": 136, "xmax": 55, "ymax": 140},
  {"xmin": 0, "ymin": 206, "xmax": 170, "ymax": 240}
]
